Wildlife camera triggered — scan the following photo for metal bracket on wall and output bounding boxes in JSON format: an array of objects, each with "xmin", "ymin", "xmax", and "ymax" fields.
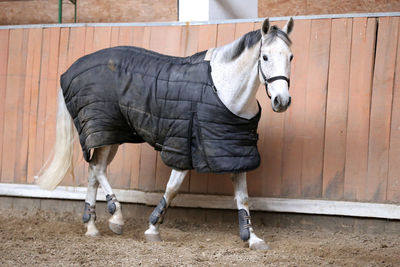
[{"xmin": 58, "ymin": 0, "xmax": 77, "ymax": 23}]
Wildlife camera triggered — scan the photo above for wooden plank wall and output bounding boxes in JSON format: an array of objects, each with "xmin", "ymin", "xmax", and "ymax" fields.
[{"xmin": 1, "ymin": 16, "xmax": 400, "ymax": 204}]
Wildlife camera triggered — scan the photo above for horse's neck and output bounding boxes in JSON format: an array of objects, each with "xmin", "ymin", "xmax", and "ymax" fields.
[{"xmin": 210, "ymin": 44, "xmax": 260, "ymax": 119}]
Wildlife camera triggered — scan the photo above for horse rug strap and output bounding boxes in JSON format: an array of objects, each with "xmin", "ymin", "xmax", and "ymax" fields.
[{"xmin": 61, "ymin": 46, "xmax": 261, "ymax": 173}]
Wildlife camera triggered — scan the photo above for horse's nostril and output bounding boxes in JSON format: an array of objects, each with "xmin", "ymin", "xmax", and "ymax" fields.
[
  {"xmin": 288, "ymin": 96, "xmax": 292, "ymax": 106},
  {"xmin": 274, "ymin": 96, "xmax": 281, "ymax": 107}
]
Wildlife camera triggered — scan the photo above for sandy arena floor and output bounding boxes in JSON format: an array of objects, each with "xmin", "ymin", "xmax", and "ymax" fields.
[{"xmin": 0, "ymin": 209, "xmax": 399, "ymax": 266}]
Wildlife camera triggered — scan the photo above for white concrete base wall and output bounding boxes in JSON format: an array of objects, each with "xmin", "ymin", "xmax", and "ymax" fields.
[{"xmin": 1, "ymin": 183, "xmax": 400, "ymax": 220}]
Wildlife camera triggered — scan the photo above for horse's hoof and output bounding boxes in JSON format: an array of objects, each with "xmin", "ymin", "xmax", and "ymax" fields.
[
  {"xmin": 250, "ymin": 240, "xmax": 270, "ymax": 250},
  {"xmin": 145, "ymin": 233, "xmax": 162, "ymax": 242},
  {"xmin": 108, "ymin": 222, "xmax": 123, "ymax": 235},
  {"xmin": 85, "ymin": 230, "xmax": 100, "ymax": 237}
]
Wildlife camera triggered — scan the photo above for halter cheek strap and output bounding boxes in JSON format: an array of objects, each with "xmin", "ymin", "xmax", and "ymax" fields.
[{"xmin": 258, "ymin": 42, "xmax": 290, "ymax": 99}]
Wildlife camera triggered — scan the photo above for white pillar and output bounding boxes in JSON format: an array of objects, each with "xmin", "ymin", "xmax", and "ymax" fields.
[{"xmin": 179, "ymin": 0, "xmax": 258, "ymax": 22}]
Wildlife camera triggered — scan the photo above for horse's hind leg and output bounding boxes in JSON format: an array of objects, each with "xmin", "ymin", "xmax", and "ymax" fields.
[
  {"xmin": 232, "ymin": 172, "xmax": 270, "ymax": 250},
  {"xmin": 145, "ymin": 169, "xmax": 188, "ymax": 241},
  {"xmin": 83, "ymin": 165, "xmax": 100, "ymax": 236},
  {"xmin": 90, "ymin": 144, "xmax": 124, "ymax": 235}
]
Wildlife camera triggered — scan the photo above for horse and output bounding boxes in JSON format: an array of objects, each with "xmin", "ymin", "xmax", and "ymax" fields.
[{"xmin": 37, "ymin": 17, "xmax": 294, "ymax": 250}]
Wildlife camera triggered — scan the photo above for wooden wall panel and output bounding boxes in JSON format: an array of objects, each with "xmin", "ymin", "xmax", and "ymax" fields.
[
  {"xmin": 387, "ymin": 23, "xmax": 400, "ymax": 203},
  {"xmin": 1, "ymin": 29, "xmax": 28, "ymax": 183},
  {"xmin": 0, "ymin": 29, "xmax": 9, "ymax": 183},
  {"xmin": 344, "ymin": 18, "xmax": 377, "ymax": 201},
  {"xmin": 17, "ymin": 28, "xmax": 42, "ymax": 184},
  {"xmin": 1, "ymin": 16, "xmax": 400, "ymax": 205},
  {"xmin": 26, "ymin": 28, "xmax": 44, "ymax": 184},
  {"xmin": 322, "ymin": 18, "xmax": 352, "ymax": 200},
  {"xmin": 301, "ymin": 19, "xmax": 331, "ymax": 198},
  {"xmin": 280, "ymin": 19, "xmax": 311, "ymax": 198},
  {"xmin": 366, "ymin": 17, "xmax": 399, "ymax": 202}
]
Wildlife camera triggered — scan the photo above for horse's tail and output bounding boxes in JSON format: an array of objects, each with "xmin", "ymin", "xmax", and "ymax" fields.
[{"xmin": 37, "ymin": 89, "xmax": 76, "ymax": 190}]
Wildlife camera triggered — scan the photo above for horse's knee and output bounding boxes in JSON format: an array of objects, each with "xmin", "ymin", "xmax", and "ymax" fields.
[{"xmin": 149, "ymin": 197, "xmax": 167, "ymax": 225}]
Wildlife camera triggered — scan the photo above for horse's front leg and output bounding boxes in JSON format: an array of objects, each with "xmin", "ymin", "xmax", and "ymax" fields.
[
  {"xmin": 232, "ymin": 172, "xmax": 270, "ymax": 250},
  {"xmin": 145, "ymin": 169, "xmax": 188, "ymax": 241},
  {"xmin": 90, "ymin": 145, "xmax": 124, "ymax": 235}
]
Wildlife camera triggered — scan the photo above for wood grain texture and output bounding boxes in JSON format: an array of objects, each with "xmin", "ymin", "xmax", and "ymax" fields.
[
  {"xmin": 366, "ymin": 17, "xmax": 399, "ymax": 202},
  {"xmin": 281, "ymin": 19, "xmax": 312, "ymax": 198},
  {"xmin": 1, "ymin": 29, "xmax": 28, "ymax": 183},
  {"xmin": 300, "ymin": 19, "xmax": 331, "ymax": 198},
  {"xmin": 344, "ymin": 18, "xmax": 377, "ymax": 201},
  {"xmin": 0, "ymin": 29, "xmax": 9, "ymax": 182},
  {"xmin": 2, "ymin": 18, "xmax": 400, "ymax": 204},
  {"xmin": 16, "ymin": 28, "xmax": 42, "ymax": 184},
  {"xmin": 322, "ymin": 18, "xmax": 352, "ymax": 200},
  {"xmin": 387, "ymin": 21, "xmax": 400, "ymax": 203}
]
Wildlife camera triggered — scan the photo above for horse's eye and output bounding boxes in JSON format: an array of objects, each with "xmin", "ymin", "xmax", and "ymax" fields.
[
  {"xmin": 263, "ymin": 55, "xmax": 268, "ymax": 61},
  {"xmin": 289, "ymin": 54, "xmax": 294, "ymax": 61}
]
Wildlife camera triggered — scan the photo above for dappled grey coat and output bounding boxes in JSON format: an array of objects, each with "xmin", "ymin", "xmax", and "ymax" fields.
[{"xmin": 60, "ymin": 46, "xmax": 261, "ymax": 173}]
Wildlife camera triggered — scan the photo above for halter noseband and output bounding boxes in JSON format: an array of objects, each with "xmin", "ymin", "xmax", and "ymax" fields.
[{"xmin": 258, "ymin": 40, "xmax": 290, "ymax": 99}]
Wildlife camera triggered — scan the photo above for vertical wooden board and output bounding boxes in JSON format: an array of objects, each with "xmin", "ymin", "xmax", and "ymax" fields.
[
  {"xmin": 344, "ymin": 18, "xmax": 377, "ymax": 201},
  {"xmin": 280, "ymin": 19, "xmax": 311, "ymax": 198},
  {"xmin": 84, "ymin": 27, "xmax": 95, "ymax": 55},
  {"xmin": 93, "ymin": 27, "xmax": 112, "ymax": 51},
  {"xmin": 183, "ymin": 25, "xmax": 199, "ymax": 57},
  {"xmin": 110, "ymin": 27, "xmax": 119, "ymax": 47},
  {"xmin": 207, "ymin": 23, "xmax": 236, "ymax": 195},
  {"xmin": 13, "ymin": 28, "xmax": 29, "ymax": 184},
  {"xmin": 43, "ymin": 28, "xmax": 61, "ymax": 169},
  {"xmin": 118, "ymin": 26, "xmax": 134, "ymax": 46},
  {"xmin": 387, "ymin": 21, "xmax": 400, "ymax": 203},
  {"xmin": 366, "ymin": 17, "xmax": 399, "ymax": 202},
  {"xmin": 34, "ymin": 28, "xmax": 50, "ymax": 181},
  {"xmin": 300, "ymin": 19, "xmax": 331, "ymax": 198},
  {"xmin": 322, "ymin": 18, "xmax": 352, "ymax": 200},
  {"xmin": 0, "ymin": 29, "xmax": 9, "ymax": 180},
  {"xmin": 197, "ymin": 24, "xmax": 218, "ymax": 51},
  {"xmin": 150, "ymin": 26, "xmax": 183, "ymax": 191},
  {"xmin": 132, "ymin": 26, "xmax": 151, "ymax": 49},
  {"xmin": 1, "ymin": 29, "xmax": 28, "ymax": 183},
  {"xmin": 189, "ymin": 24, "xmax": 217, "ymax": 194},
  {"xmin": 26, "ymin": 28, "xmax": 45, "ymax": 184},
  {"xmin": 16, "ymin": 28, "xmax": 43, "ymax": 184}
]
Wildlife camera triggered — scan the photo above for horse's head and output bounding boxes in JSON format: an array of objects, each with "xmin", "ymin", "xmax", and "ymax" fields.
[{"xmin": 258, "ymin": 18, "xmax": 294, "ymax": 113}]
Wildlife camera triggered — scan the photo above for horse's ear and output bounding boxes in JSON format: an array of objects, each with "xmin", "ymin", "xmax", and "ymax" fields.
[
  {"xmin": 261, "ymin": 18, "xmax": 270, "ymax": 36},
  {"xmin": 282, "ymin": 17, "xmax": 294, "ymax": 35}
]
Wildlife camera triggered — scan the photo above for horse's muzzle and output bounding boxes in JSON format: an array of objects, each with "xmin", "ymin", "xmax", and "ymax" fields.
[{"xmin": 272, "ymin": 95, "xmax": 291, "ymax": 113}]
